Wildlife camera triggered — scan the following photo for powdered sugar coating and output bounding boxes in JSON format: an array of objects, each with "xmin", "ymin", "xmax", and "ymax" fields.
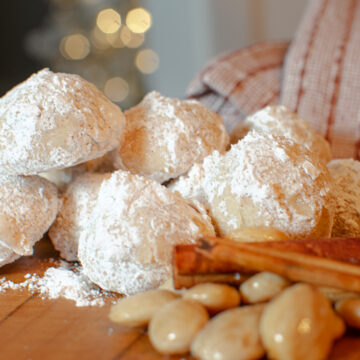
[
  {"xmin": 0, "ymin": 261, "xmax": 115, "ymax": 307},
  {"xmin": 49, "ymin": 172, "xmax": 110, "ymax": 261},
  {"xmin": 230, "ymin": 106, "xmax": 331, "ymax": 162},
  {"xmin": 0, "ymin": 68, "xmax": 125, "ymax": 175},
  {"xmin": 0, "ymin": 244, "xmax": 20, "ymax": 268},
  {"xmin": 78, "ymin": 170, "xmax": 215, "ymax": 295},
  {"xmin": 111, "ymin": 91, "xmax": 229, "ymax": 183},
  {"xmin": 39, "ymin": 153, "xmax": 114, "ymax": 191},
  {"xmin": 167, "ymin": 161, "xmax": 208, "ymax": 206},
  {"xmin": 171, "ymin": 131, "xmax": 334, "ymax": 239},
  {"xmin": 0, "ymin": 175, "xmax": 58, "ymax": 255},
  {"xmin": 328, "ymin": 159, "xmax": 360, "ymax": 237}
]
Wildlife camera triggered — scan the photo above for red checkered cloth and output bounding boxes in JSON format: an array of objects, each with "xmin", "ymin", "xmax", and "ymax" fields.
[{"xmin": 187, "ymin": 0, "xmax": 360, "ymax": 159}]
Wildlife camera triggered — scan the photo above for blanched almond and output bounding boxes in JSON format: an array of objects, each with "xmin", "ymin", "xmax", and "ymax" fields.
[
  {"xmin": 149, "ymin": 299, "xmax": 209, "ymax": 355},
  {"xmin": 240, "ymin": 272, "xmax": 290, "ymax": 304},
  {"xmin": 109, "ymin": 289, "xmax": 178, "ymax": 327},
  {"xmin": 182, "ymin": 283, "xmax": 240, "ymax": 313}
]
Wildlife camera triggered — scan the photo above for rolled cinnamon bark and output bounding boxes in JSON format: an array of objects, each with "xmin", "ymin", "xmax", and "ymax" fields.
[
  {"xmin": 198, "ymin": 237, "xmax": 360, "ymax": 293},
  {"xmin": 172, "ymin": 244, "xmax": 253, "ymax": 289}
]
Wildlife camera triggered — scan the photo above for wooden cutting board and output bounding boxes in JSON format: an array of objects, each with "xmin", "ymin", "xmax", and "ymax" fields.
[{"xmin": 0, "ymin": 237, "xmax": 358, "ymax": 360}]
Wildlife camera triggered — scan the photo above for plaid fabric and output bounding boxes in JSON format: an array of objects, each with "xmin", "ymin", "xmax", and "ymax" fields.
[
  {"xmin": 187, "ymin": 0, "xmax": 360, "ymax": 159},
  {"xmin": 187, "ymin": 42, "xmax": 288, "ymax": 133}
]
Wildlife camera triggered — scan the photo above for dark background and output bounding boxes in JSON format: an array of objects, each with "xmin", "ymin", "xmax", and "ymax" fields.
[{"xmin": 0, "ymin": 0, "xmax": 48, "ymax": 96}]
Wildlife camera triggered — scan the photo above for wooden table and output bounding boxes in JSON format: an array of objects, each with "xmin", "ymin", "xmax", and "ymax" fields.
[{"xmin": 0, "ymin": 237, "xmax": 359, "ymax": 360}]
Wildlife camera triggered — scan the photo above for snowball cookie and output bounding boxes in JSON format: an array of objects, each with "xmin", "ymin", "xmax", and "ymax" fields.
[
  {"xmin": 39, "ymin": 152, "xmax": 114, "ymax": 191},
  {"xmin": 0, "ymin": 68, "xmax": 125, "ymax": 175},
  {"xmin": 0, "ymin": 244, "xmax": 20, "ymax": 268},
  {"xmin": 170, "ymin": 130, "xmax": 334, "ymax": 239},
  {"xmin": 78, "ymin": 170, "xmax": 215, "ymax": 295},
  {"xmin": 230, "ymin": 105, "xmax": 331, "ymax": 162},
  {"xmin": 49, "ymin": 172, "xmax": 110, "ymax": 261},
  {"xmin": 328, "ymin": 159, "xmax": 360, "ymax": 238},
  {"xmin": 111, "ymin": 91, "xmax": 229, "ymax": 183},
  {"xmin": 0, "ymin": 175, "xmax": 58, "ymax": 256}
]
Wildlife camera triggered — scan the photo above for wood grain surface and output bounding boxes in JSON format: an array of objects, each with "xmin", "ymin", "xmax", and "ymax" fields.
[
  {"xmin": 0, "ymin": 237, "xmax": 358, "ymax": 360},
  {"xmin": 0, "ymin": 238, "xmax": 189, "ymax": 360}
]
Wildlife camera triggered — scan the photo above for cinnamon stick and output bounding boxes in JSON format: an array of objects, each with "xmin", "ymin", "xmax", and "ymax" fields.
[
  {"xmin": 198, "ymin": 237, "xmax": 360, "ymax": 293},
  {"xmin": 173, "ymin": 273, "xmax": 249, "ymax": 289},
  {"xmin": 173, "ymin": 244, "xmax": 253, "ymax": 274},
  {"xmin": 172, "ymin": 244, "xmax": 253, "ymax": 289}
]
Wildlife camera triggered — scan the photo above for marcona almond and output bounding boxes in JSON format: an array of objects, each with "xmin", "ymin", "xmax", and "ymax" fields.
[
  {"xmin": 335, "ymin": 297, "xmax": 360, "ymax": 329},
  {"xmin": 240, "ymin": 272, "xmax": 290, "ymax": 304},
  {"xmin": 227, "ymin": 226, "xmax": 289, "ymax": 243},
  {"xmin": 317, "ymin": 286, "xmax": 360, "ymax": 303},
  {"xmin": 260, "ymin": 283, "xmax": 345, "ymax": 360},
  {"xmin": 109, "ymin": 289, "xmax": 178, "ymax": 327},
  {"xmin": 191, "ymin": 304, "xmax": 265, "ymax": 360},
  {"xmin": 149, "ymin": 299, "xmax": 209, "ymax": 355},
  {"xmin": 182, "ymin": 283, "xmax": 240, "ymax": 313}
]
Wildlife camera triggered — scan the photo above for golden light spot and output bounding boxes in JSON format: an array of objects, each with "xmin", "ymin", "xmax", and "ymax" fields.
[
  {"xmin": 274, "ymin": 333, "xmax": 284, "ymax": 343},
  {"xmin": 106, "ymin": 31, "xmax": 124, "ymax": 48},
  {"xmin": 96, "ymin": 8, "xmax": 121, "ymax": 34},
  {"xmin": 120, "ymin": 26, "xmax": 144, "ymax": 48},
  {"xmin": 135, "ymin": 49, "xmax": 159, "ymax": 74},
  {"xmin": 297, "ymin": 318, "xmax": 312, "ymax": 334},
  {"xmin": 60, "ymin": 34, "xmax": 90, "ymax": 60},
  {"xmin": 126, "ymin": 8, "xmax": 152, "ymax": 34},
  {"xmin": 104, "ymin": 77, "xmax": 129, "ymax": 102},
  {"xmin": 91, "ymin": 27, "xmax": 111, "ymax": 50}
]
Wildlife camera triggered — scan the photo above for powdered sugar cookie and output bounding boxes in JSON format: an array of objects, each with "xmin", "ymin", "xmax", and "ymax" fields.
[
  {"xmin": 0, "ymin": 68, "xmax": 125, "ymax": 175},
  {"xmin": 78, "ymin": 170, "xmax": 215, "ymax": 295},
  {"xmin": 49, "ymin": 172, "xmax": 110, "ymax": 261},
  {"xmin": 0, "ymin": 175, "xmax": 58, "ymax": 255},
  {"xmin": 230, "ymin": 106, "xmax": 331, "ymax": 162},
  {"xmin": 39, "ymin": 153, "xmax": 114, "ymax": 191},
  {"xmin": 171, "ymin": 130, "xmax": 334, "ymax": 239},
  {"xmin": 328, "ymin": 159, "xmax": 360, "ymax": 238},
  {"xmin": 111, "ymin": 91, "xmax": 229, "ymax": 183},
  {"xmin": 0, "ymin": 244, "xmax": 20, "ymax": 268}
]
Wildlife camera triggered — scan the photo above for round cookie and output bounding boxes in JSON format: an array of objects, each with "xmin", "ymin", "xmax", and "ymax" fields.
[
  {"xmin": 0, "ymin": 68, "xmax": 125, "ymax": 175},
  {"xmin": 49, "ymin": 172, "xmax": 110, "ymax": 261},
  {"xmin": 328, "ymin": 159, "xmax": 360, "ymax": 238},
  {"xmin": 0, "ymin": 175, "xmax": 58, "ymax": 255},
  {"xmin": 230, "ymin": 105, "xmax": 331, "ymax": 162},
  {"xmin": 171, "ymin": 130, "xmax": 334, "ymax": 239},
  {"xmin": 78, "ymin": 170, "xmax": 215, "ymax": 295},
  {"xmin": 39, "ymin": 153, "xmax": 114, "ymax": 191},
  {"xmin": 0, "ymin": 244, "xmax": 20, "ymax": 268},
  {"xmin": 111, "ymin": 91, "xmax": 229, "ymax": 183}
]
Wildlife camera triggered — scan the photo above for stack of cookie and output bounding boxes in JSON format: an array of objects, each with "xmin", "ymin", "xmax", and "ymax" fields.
[{"xmin": 1, "ymin": 68, "xmax": 359, "ymax": 297}]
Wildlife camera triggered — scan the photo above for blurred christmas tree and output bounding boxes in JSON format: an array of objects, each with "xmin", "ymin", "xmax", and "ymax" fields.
[{"xmin": 25, "ymin": 0, "xmax": 159, "ymax": 109}]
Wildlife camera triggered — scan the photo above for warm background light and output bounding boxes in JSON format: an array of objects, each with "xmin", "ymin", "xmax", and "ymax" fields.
[
  {"xmin": 96, "ymin": 8, "xmax": 121, "ymax": 34},
  {"xmin": 126, "ymin": 8, "xmax": 152, "ymax": 34},
  {"xmin": 60, "ymin": 34, "xmax": 90, "ymax": 60},
  {"xmin": 91, "ymin": 27, "xmax": 111, "ymax": 50},
  {"xmin": 135, "ymin": 49, "xmax": 159, "ymax": 74},
  {"xmin": 120, "ymin": 26, "xmax": 144, "ymax": 48},
  {"xmin": 106, "ymin": 32, "xmax": 124, "ymax": 48},
  {"xmin": 104, "ymin": 77, "xmax": 129, "ymax": 102}
]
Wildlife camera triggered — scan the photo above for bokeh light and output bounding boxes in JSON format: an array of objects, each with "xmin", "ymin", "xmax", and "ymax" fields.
[
  {"xmin": 106, "ymin": 32, "xmax": 125, "ymax": 48},
  {"xmin": 104, "ymin": 77, "xmax": 129, "ymax": 102},
  {"xmin": 120, "ymin": 26, "xmax": 144, "ymax": 48},
  {"xmin": 126, "ymin": 8, "xmax": 152, "ymax": 34},
  {"xmin": 60, "ymin": 34, "xmax": 90, "ymax": 60},
  {"xmin": 96, "ymin": 8, "xmax": 121, "ymax": 34},
  {"xmin": 91, "ymin": 27, "xmax": 111, "ymax": 50},
  {"xmin": 135, "ymin": 49, "xmax": 159, "ymax": 74}
]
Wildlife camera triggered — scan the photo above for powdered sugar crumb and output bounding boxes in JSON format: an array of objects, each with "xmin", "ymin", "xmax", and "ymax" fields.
[{"xmin": 0, "ymin": 260, "xmax": 116, "ymax": 307}]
